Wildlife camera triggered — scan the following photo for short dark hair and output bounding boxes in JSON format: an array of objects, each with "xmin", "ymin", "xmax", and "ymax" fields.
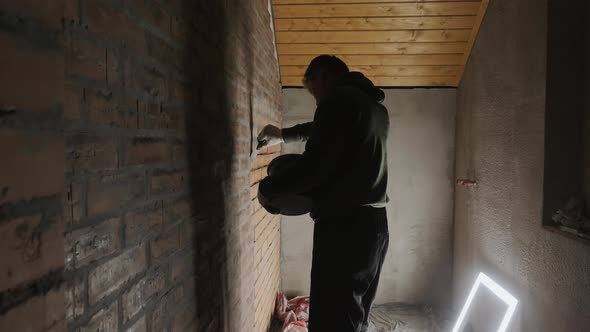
[{"xmin": 303, "ymin": 55, "xmax": 349, "ymax": 83}]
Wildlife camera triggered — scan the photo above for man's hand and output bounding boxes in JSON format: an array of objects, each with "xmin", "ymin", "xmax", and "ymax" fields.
[{"xmin": 257, "ymin": 125, "xmax": 283, "ymax": 150}]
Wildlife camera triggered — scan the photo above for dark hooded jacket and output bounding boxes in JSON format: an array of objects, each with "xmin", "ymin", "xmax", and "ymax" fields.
[{"xmin": 261, "ymin": 72, "xmax": 389, "ymax": 219}]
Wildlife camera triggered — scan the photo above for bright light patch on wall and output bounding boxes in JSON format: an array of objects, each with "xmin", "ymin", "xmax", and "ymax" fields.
[{"xmin": 452, "ymin": 272, "xmax": 518, "ymax": 332}]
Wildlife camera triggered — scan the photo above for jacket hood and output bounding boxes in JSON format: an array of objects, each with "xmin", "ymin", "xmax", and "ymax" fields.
[{"xmin": 336, "ymin": 71, "xmax": 385, "ymax": 103}]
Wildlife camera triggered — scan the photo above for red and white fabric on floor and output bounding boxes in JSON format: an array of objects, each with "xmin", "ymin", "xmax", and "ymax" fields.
[{"xmin": 276, "ymin": 292, "xmax": 310, "ymax": 332}]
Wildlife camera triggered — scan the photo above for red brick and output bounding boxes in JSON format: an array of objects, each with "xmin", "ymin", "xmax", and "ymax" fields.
[
  {"xmin": 65, "ymin": 218, "xmax": 121, "ymax": 269},
  {"xmin": 64, "ymin": 0, "xmax": 79, "ymax": 24},
  {"xmin": 252, "ymin": 152, "xmax": 278, "ymax": 170},
  {"xmin": 0, "ymin": 289, "xmax": 65, "ymax": 332},
  {"xmin": 64, "ymin": 182, "xmax": 84, "ymax": 227},
  {"xmin": 80, "ymin": 301, "xmax": 118, "ymax": 332},
  {"xmin": 164, "ymin": 199, "xmax": 192, "ymax": 224},
  {"xmin": 235, "ymin": 139, "xmax": 250, "ymax": 155},
  {"xmin": 127, "ymin": 137, "xmax": 168, "ymax": 165},
  {"xmin": 122, "ymin": 268, "xmax": 167, "ymax": 322},
  {"xmin": 124, "ymin": 203, "xmax": 164, "ymax": 245},
  {"xmin": 227, "ymin": 174, "xmax": 248, "ymax": 197},
  {"xmin": 0, "ymin": 129, "xmax": 65, "ymax": 205},
  {"xmin": 149, "ymin": 170, "xmax": 186, "ymax": 195},
  {"xmin": 126, "ymin": 316, "xmax": 147, "ymax": 332},
  {"xmin": 146, "ymin": 33, "xmax": 178, "ymax": 66},
  {"xmin": 86, "ymin": 89, "xmax": 136, "ymax": 128},
  {"xmin": 238, "ymin": 190, "xmax": 250, "ymax": 210},
  {"xmin": 138, "ymin": 100, "xmax": 170, "ymax": 129},
  {"xmin": 250, "ymin": 182, "xmax": 259, "ymax": 200},
  {"xmin": 150, "ymin": 225, "xmax": 181, "ymax": 260},
  {"xmin": 161, "ymin": 104, "xmax": 186, "ymax": 131},
  {"xmin": 0, "ymin": 215, "xmax": 64, "ymax": 292},
  {"xmin": 178, "ymin": 220, "xmax": 193, "ymax": 250},
  {"xmin": 171, "ymin": 301, "xmax": 195, "ymax": 332},
  {"xmin": 249, "ymin": 167, "xmax": 266, "ymax": 186},
  {"xmin": 168, "ymin": 106, "xmax": 185, "ymax": 131},
  {"xmin": 0, "ymin": 0, "xmax": 66, "ymax": 31},
  {"xmin": 150, "ymin": 285, "xmax": 184, "ymax": 332},
  {"xmin": 86, "ymin": 172, "xmax": 145, "ymax": 217},
  {"xmin": 85, "ymin": 0, "xmax": 145, "ymax": 51},
  {"xmin": 88, "ymin": 245, "xmax": 147, "ymax": 304},
  {"xmin": 170, "ymin": 80, "xmax": 191, "ymax": 100},
  {"xmin": 66, "ymin": 31, "xmax": 107, "ymax": 81},
  {"xmin": 171, "ymin": 17, "xmax": 187, "ymax": 44},
  {"xmin": 66, "ymin": 135, "xmax": 118, "ymax": 174},
  {"xmin": 64, "ymin": 82, "xmax": 83, "ymax": 120},
  {"xmin": 128, "ymin": 0, "xmax": 171, "ymax": 34},
  {"xmin": 170, "ymin": 251, "xmax": 194, "ymax": 284},
  {"xmin": 65, "ymin": 274, "xmax": 85, "ymax": 321},
  {"xmin": 170, "ymin": 138, "xmax": 186, "ymax": 161},
  {"xmin": 0, "ymin": 31, "xmax": 63, "ymax": 113},
  {"xmin": 107, "ymin": 48, "xmax": 122, "ymax": 86},
  {"xmin": 166, "ymin": 108, "xmax": 184, "ymax": 131},
  {"xmin": 251, "ymin": 198, "xmax": 263, "ymax": 216},
  {"xmin": 125, "ymin": 61, "xmax": 167, "ymax": 98}
]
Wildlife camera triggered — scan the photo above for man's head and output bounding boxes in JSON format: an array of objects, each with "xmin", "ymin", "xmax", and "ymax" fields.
[{"xmin": 303, "ymin": 55, "xmax": 349, "ymax": 104}]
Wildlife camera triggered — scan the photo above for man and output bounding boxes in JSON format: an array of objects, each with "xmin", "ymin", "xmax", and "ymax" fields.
[{"xmin": 258, "ymin": 55, "xmax": 389, "ymax": 332}]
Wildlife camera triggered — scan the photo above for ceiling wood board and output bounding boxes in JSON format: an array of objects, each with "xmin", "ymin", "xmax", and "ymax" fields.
[
  {"xmin": 272, "ymin": 0, "xmax": 489, "ymax": 87},
  {"xmin": 273, "ymin": 3, "xmax": 481, "ymax": 18},
  {"xmin": 281, "ymin": 65, "xmax": 461, "ymax": 76},
  {"xmin": 276, "ymin": 30, "xmax": 471, "ymax": 43},
  {"xmin": 282, "ymin": 75, "xmax": 458, "ymax": 86},
  {"xmin": 277, "ymin": 42, "xmax": 467, "ymax": 55},
  {"xmin": 274, "ymin": 0, "xmax": 480, "ymax": 3},
  {"xmin": 279, "ymin": 54, "xmax": 465, "ymax": 66},
  {"xmin": 274, "ymin": 16, "xmax": 477, "ymax": 31}
]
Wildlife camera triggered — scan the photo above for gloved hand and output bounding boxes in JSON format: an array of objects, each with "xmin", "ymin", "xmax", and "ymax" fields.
[{"xmin": 257, "ymin": 125, "xmax": 283, "ymax": 150}]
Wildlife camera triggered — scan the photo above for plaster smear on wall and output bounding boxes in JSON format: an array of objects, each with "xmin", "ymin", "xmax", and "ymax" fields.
[{"xmin": 279, "ymin": 88, "xmax": 456, "ymax": 308}]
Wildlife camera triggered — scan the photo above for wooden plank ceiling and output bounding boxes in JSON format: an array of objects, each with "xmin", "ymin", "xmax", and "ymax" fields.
[{"xmin": 272, "ymin": 0, "xmax": 489, "ymax": 87}]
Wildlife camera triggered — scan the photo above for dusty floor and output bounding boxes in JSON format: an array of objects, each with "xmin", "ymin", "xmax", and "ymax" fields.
[{"xmin": 273, "ymin": 303, "xmax": 453, "ymax": 332}]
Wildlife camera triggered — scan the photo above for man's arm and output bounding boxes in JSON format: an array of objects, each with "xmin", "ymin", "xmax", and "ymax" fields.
[
  {"xmin": 281, "ymin": 122, "xmax": 313, "ymax": 143},
  {"xmin": 257, "ymin": 122, "xmax": 313, "ymax": 149},
  {"xmin": 261, "ymin": 97, "xmax": 354, "ymax": 196}
]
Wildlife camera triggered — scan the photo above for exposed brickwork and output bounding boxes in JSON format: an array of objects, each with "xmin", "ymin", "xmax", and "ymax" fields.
[
  {"xmin": 1, "ymin": 0, "xmax": 281, "ymax": 331},
  {"xmin": 0, "ymin": 1, "xmax": 68, "ymax": 330}
]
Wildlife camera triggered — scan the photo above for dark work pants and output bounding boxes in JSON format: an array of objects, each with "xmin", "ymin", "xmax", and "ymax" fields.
[{"xmin": 308, "ymin": 207, "xmax": 389, "ymax": 332}]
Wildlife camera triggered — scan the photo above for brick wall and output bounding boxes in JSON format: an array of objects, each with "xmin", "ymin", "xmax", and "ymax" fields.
[
  {"xmin": 0, "ymin": 1, "xmax": 69, "ymax": 331},
  {"xmin": 252, "ymin": 148, "xmax": 282, "ymax": 331},
  {"xmin": 0, "ymin": 0, "xmax": 282, "ymax": 331}
]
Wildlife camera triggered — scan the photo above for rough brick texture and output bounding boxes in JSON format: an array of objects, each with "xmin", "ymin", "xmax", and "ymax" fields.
[
  {"xmin": 0, "ymin": 0, "xmax": 67, "ymax": 330},
  {"xmin": 0, "ymin": 0, "xmax": 281, "ymax": 331}
]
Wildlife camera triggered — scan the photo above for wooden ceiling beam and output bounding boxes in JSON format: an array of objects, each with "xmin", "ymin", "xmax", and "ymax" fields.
[
  {"xmin": 273, "ymin": 3, "xmax": 481, "ymax": 18},
  {"xmin": 277, "ymin": 42, "xmax": 466, "ymax": 55},
  {"xmin": 274, "ymin": 16, "xmax": 477, "ymax": 31}
]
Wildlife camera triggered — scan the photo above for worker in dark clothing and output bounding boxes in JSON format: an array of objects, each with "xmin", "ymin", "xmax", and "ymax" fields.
[{"xmin": 257, "ymin": 55, "xmax": 389, "ymax": 332}]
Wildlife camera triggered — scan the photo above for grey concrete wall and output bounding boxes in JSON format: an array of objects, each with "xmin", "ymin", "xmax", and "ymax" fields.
[
  {"xmin": 454, "ymin": 0, "xmax": 590, "ymax": 331},
  {"xmin": 280, "ymin": 88, "xmax": 456, "ymax": 307},
  {"xmin": 279, "ymin": 89, "xmax": 316, "ymax": 299}
]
